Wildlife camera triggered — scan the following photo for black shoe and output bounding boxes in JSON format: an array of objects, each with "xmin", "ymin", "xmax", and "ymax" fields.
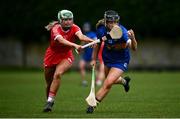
[
  {"xmin": 43, "ymin": 101, "xmax": 54, "ymax": 112},
  {"xmin": 123, "ymin": 76, "xmax": 131, "ymax": 92},
  {"xmin": 86, "ymin": 106, "xmax": 94, "ymax": 114}
]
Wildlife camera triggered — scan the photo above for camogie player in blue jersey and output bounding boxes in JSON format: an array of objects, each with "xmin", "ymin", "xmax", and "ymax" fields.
[
  {"xmin": 79, "ymin": 22, "xmax": 97, "ymax": 86},
  {"xmin": 86, "ymin": 10, "xmax": 137, "ymax": 113}
]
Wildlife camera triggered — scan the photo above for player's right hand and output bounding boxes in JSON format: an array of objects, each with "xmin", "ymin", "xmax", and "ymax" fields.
[
  {"xmin": 101, "ymin": 36, "xmax": 107, "ymax": 41},
  {"xmin": 74, "ymin": 44, "xmax": 82, "ymax": 54}
]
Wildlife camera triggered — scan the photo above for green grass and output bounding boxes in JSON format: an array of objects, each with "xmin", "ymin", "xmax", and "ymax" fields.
[{"xmin": 0, "ymin": 70, "xmax": 180, "ymax": 118}]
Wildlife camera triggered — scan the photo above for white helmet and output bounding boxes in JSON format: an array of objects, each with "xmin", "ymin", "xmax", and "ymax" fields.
[{"xmin": 58, "ymin": 10, "xmax": 73, "ymax": 23}]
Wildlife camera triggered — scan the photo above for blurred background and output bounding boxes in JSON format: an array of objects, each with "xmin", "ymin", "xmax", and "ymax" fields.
[
  {"xmin": 0, "ymin": 0, "xmax": 180, "ymax": 70},
  {"xmin": 0, "ymin": 0, "xmax": 180, "ymax": 118}
]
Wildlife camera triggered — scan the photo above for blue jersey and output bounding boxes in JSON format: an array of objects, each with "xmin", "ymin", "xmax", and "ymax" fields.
[
  {"xmin": 82, "ymin": 31, "xmax": 97, "ymax": 62},
  {"xmin": 96, "ymin": 24, "xmax": 130, "ymax": 71}
]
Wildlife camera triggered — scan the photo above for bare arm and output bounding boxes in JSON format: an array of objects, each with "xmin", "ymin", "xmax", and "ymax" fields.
[
  {"xmin": 56, "ymin": 35, "xmax": 81, "ymax": 50},
  {"xmin": 76, "ymin": 31, "xmax": 94, "ymax": 42},
  {"xmin": 127, "ymin": 29, "xmax": 137, "ymax": 51}
]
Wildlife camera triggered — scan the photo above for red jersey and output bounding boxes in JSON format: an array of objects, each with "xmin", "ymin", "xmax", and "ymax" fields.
[{"xmin": 44, "ymin": 24, "xmax": 81, "ymax": 67}]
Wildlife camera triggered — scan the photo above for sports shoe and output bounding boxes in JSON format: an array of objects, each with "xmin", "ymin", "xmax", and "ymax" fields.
[
  {"xmin": 96, "ymin": 80, "xmax": 103, "ymax": 86},
  {"xmin": 86, "ymin": 106, "xmax": 94, "ymax": 114},
  {"xmin": 43, "ymin": 101, "xmax": 54, "ymax": 112},
  {"xmin": 123, "ymin": 76, "xmax": 131, "ymax": 92}
]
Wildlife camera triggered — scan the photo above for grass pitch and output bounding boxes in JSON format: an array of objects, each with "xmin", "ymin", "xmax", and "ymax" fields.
[{"xmin": 0, "ymin": 70, "xmax": 179, "ymax": 118}]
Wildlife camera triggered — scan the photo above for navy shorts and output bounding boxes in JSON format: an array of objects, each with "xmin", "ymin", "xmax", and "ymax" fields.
[{"xmin": 105, "ymin": 62, "xmax": 128, "ymax": 72}]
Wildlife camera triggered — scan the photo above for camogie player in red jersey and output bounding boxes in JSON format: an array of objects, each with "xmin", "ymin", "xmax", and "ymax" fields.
[{"xmin": 43, "ymin": 10, "xmax": 94, "ymax": 112}]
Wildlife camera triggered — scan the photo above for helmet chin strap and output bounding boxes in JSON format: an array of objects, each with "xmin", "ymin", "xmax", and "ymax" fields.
[
  {"xmin": 60, "ymin": 20, "xmax": 73, "ymax": 31},
  {"xmin": 61, "ymin": 23, "xmax": 72, "ymax": 31}
]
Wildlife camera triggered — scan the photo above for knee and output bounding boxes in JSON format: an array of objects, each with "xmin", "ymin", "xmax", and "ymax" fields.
[
  {"xmin": 79, "ymin": 63, "xmax": 84, "ymax": 70},
  {"xmin": 53, "ymin": 71, "xmax": 63, "ymax": 80},
  {"xmin": 103, "ymin": 80, "xmax": 113, "ymax": 89},
  {"xmin": 79, "ymin": 60, "xmax": 85, "ymax": 68}
]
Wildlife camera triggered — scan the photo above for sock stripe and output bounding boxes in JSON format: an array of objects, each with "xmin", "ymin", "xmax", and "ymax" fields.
[
  {"xmin": 49, "ymin": 91, "xmax": 56, "ymax": 97},
  {"xmin": 95, "ymin": 97, "xmax": 101, "ymax": 103}
]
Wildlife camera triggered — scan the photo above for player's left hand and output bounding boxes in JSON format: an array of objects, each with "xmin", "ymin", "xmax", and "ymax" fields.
[{"xmin": 128, "ymin": 29, "xmax": 135, "ymax": 40}]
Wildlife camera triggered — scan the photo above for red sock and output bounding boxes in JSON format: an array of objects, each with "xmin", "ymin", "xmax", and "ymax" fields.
[
  {"xmin": 49, "ymin": 91, "xmax": 56, "ymax": 97},
  {"xmin": 47, "ymin": 91, "xmax": 56, "ymax": 102}
]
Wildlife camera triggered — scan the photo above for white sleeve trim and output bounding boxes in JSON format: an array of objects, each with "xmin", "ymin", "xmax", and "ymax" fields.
[
  {"xmin": 127, "ymin": 39, "xmax": 132, "ymax": 46},
  {"xmin": 54, "ymin": 35, "xmax": 62, "ymax": 41},
  {"xmin": 75, "ymin": 30, "xmax": 82, "ymax": 35}
]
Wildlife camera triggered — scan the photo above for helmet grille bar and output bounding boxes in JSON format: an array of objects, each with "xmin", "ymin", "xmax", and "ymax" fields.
[
  {"xmin": 58, "ymin": 10, "xmax": 73, "ymax": 23},
  {"xmin": 104, "ymin": 10, "xmax": 120, "ymax": 22}
]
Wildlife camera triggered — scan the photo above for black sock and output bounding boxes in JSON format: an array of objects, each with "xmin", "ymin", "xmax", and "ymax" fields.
[{"xmin": 95, "ymin": 97, "xmax": 101, "ymax": 103}]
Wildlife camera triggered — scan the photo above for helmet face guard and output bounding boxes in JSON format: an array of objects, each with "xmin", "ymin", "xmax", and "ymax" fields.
[
  {"xmin": 58, "ymin": 10, "xmax": 73, "ymax": 23},
  {"xmin": 58, "ymin": 10, "xmax": 74, "ymax": 29},
  {"xmin": 105, "ymin": 14, "xmax": 119, "ymax": 22},
  {"xmin": 104, "ymin": 10, "xmax": 120, "ymax": 26}
]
